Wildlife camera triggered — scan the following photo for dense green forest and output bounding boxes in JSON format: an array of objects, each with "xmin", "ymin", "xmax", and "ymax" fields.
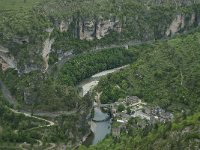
[
  {"xmin": 0, "ymin": 90, "xmax": 92, "ymax": 149},
  {"xmin": 0, "ymin": 91, "xmax": 46, "ymax": 149},
  {"xmin": 59, "ymin": 48, "xmax": 136, "ymax": 85},
  {"xmin": 81, "ymin": 29, "xmax": 200, "ymax": 149},
  {"xmin": 0, "ymin": 48, "xmax": 133, "ymax": 111},
  {"xmin": 96, "ymin": 30, "xmax": 200, "ymax": 113}
]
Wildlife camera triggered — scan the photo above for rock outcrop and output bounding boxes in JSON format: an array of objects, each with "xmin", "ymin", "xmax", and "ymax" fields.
[
  {"xmin": 42, "ymin": 28, "xmax": 54, "ymax": 72},
  {"xmin": 166, "ymin": 13, "xmax": 200, "ymax": 36},
  {"xmin": 166, "ymin": 14, "xmax": 185, "ymax": 36},
  {"xmin": 13, "ymin": 36, "xmax": 29, "ymax": 44},
  {"xmin": 58, "ymin": 13, "xmax": 200, "ymax": 41},
  {"xmin": 59, "ymin": 20, "xmax": 71, "ymax": 32},
  {"xmin": 0, "ymin": 46, "xmax": 17, "ymax": 71},
  {"xmin": 56, "ymin": 17, "xmax": 121, "ymax": 41},
  {"xmin": 42, "ymin": 38, "xmax": 54, "ymax": 71},
  {"xmin": 79, "ymin": 18, "xmax": 121, "ymax": 40}
]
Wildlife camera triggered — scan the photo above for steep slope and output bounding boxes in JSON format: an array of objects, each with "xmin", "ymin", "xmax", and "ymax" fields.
[
  {"xmin": 80, "ymin": 24, "xmax": 200, "ymax": 150},
  {"xmin": 1, "ymin": 0, "xmax": 200, "ymax": 73},
  {"xmin": 0, "ymin": 1, "xmax": 200, "ymax": 149},
  {"xmin": 97, "ymin": 30, "xmax": 200, "ymax": 112}
]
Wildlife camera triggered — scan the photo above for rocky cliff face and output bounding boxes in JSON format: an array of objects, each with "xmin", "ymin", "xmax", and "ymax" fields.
[
  {"xmin": 1, "ymin": 11, "xmax": 199, "ymax": 74},
  {"xmin": 0, "ymin": 46, "xmax": 17, "ymax": 71},
  {"xmin": 42, "ymin": 38, "xmax": 54, "ymax": 71},
  {"xmin": 166, "ymin": 14, "xmax": 185, "ymax": 36},
  {"xmin": 1, "ymin": 5, "xmax": 200, "ymax": 74},
  {"xmin": 79, "ymin": 18, "xmax": 121, "ymax": 40},
  {"xmin": 56, "ymin": 12, "xmax": 199, "ymax": 42},
  {"xmin": 166, "ymin": 13, "xmax": 199, "ymax": 36},
  {"xmin": 55, "ymin": 16, "xmax": 122, "ymax": 41}
]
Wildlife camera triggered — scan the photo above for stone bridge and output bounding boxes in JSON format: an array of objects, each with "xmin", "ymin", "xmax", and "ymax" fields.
[{"xmin": 93, "ymin": 103, "xmax": 113, "ymax": 108}]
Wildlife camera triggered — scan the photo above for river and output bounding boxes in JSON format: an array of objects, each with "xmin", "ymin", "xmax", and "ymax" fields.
[{"xmin": 78, "ymin": 65, "xmax": 128, "ymax": 145}]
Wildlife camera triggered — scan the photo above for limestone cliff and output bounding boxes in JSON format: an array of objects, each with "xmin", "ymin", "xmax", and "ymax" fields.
[
  {"xmin": 0, "ymin": 46, "xmax": 17, "ymax": 71},
  {"xmin": 79, "ymin": 18, "xmax": 121, "ymax": 40},
  {"xmin": 166, "ymin": 13, "xmax": 199, "ymax": 36},
  {"xmin": 1, "ymin": 1, "xmax": 200, "ymax": 74},
  {"xmin": 42, "ymin": 38, "xmax": 54, "ymax": 71}
]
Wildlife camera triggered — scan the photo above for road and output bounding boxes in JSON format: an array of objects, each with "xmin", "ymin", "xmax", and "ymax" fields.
[
  {"xmin": 0, "ymin": 79, "xmax": 77, "ymax": 116},
  {"xmin": 0, "ymin": 80, "xmax": 55, "ymax": 128},
  {"xmin": 8, "ymin": 107, "xmax": 55, "ymax": 127},
  {"xmin": 0, "ymin": 80, "xmax": 56, "ymax": 149},
  {"xmin": 46, "ymin": 39, "xmax": 156, "ymax": 76},
  {"xmin": 19, "ymin": 140, "xmax": 56, "ymax": 150}
]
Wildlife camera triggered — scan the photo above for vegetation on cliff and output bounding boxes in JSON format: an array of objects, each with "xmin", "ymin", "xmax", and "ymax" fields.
[
  {"xmin": 0, "ymin": 0, "xmax": 200, "ymax": 149},
  {"xmin": 83, "ymin": 29, "xmax": 200, "ymax": 150},
  {"xmin": 97, "ymin": 30, "xmax": 200, "ymax": 113}
]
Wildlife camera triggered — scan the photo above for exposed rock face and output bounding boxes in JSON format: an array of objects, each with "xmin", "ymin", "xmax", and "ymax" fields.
[
  {"xmin": 56, "ymin": 12, "xmax": 199, "ymax": 42},
  {"xmin": 96, "ymin": 19, "xmax": 121, "ymax": 39},
  {"xmin": 79, "ymin": 20, "xmax": 95, "ymax": 40},
  {"xmin": 59, "ymin": 20, "xmax": 71, "ymax": 32},
  {"xmin": 166, "ymin": 14, "xmax": 185, "ymax": 36},
  {"xmin": 42, "ymin": 38, "xmax": 54, "ymax": 71},
  {"xmin": 189, "ymin": 13, "xmax": 196, "ymax": 26},
  {"xmin": 79, "ymin": 18, "xmax": 121, "ymax": 40},
  {"xmin": 166, "ymin": 13, "xmax": 199, "ymax": 36},
  {"xmin": 13, "ymin": 36, "xmax": 29, "ymax": 44},
  {"xmin": 1, "ymin": 11, "xmax": 199, "ymax": 74},
  {"xmin": 42, "ymin": 28, "xmax": 54, "ymax": 72},
  {"xmin": 0, "ymin": 46, "xmax": 9, "ymax": 53},
  {"xmin": 0, "ymin": 46, "xmax": 17, "ymax": 71},
  {"xmin": 23, "ymin": 65, "xmax": 40, "ymax": 74}
]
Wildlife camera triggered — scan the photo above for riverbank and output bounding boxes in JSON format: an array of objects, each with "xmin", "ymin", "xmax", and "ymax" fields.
[{"xmin": 78, "ymin": 66, "xmax": 128, "ymax": 146}]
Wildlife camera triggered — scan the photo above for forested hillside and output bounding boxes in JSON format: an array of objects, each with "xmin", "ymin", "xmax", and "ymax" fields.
[
  {"xmin": 0, "ymin": 0, "xmax": 200, "ymax": 149},
  {"xmin": 96, "ymin": 30, "xmax": 200, "ymax": 112},
  {"xmin": 1, "ymin": 0, "xmax": 200, "ymax": 112},
  {"xmin": 82, "ymin": 28, "xmax": 200, "ymax": 150},
  {"xmin": 1, "ymin": 0, "xmax": 200, "ymax": 73}
]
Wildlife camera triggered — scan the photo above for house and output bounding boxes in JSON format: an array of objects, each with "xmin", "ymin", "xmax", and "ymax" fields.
[
  {"xmin": 112, "ymin": 108, "xmax": 117, "ymax": 114},
  {"xmin": 117, "ymin": 119, "xmax": 126, "ymax": 123},
  {"xmin": 126, "ymin": 96, "xmax": 140, "ymax": 105},
  {"xmin": 131, "ymin": 111, "xmax": 151, "ymax": 120},
  {"xmin": 112, "ymin": 127, "xmax": 121, "ymax": 137}
]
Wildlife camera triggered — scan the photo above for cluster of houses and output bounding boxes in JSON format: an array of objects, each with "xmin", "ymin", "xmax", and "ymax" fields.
[{"xmin": 111, "ymin": 96, "xmax": 174, "ymax": 137}]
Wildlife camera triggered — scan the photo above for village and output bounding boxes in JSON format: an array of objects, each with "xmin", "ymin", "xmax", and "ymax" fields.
[{"xmin": 109, "ymin": 96, "xmax": 174, "ymax": 136}]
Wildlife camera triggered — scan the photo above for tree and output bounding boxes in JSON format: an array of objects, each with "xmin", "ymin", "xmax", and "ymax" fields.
[
  {"xmin": 117, "ymin": 104, "xmax": 125, "ymax": 112},
  {"xmin": 127, "ymin": 107, "xmax": 131, "ymax": 115}
]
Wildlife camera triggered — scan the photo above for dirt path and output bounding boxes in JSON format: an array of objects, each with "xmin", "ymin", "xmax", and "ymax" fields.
[
  {"xmin": 0, "ymin": 79, "xmax": 55, "ymax": 126},
  {"xmin": 45, "ymin": 143, "xmax": 56, "ymax": 150},
  {"xmin": 0, "ymin": 79, "xmax": 77, "ymax": 117},
  {"xmin": 9, "ymin": 107, "xmax": 56, "ymax": 150},
  {"xmin": 9, "ymin": 107, "xmax": 55, "ymax": 126},
  {"xmin": 19, "ymin": 140, "xmax": 56, "ymax": 150}
]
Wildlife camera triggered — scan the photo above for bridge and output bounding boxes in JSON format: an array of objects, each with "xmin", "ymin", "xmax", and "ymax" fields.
[
  {"xmin": 92, "ymin": 103, "xmax": 113, "ymax": 122},
  {"xmin": 93, "ymin": 103, "xmax": 113, "ymax": 108},
  {"xmin": 92, "ymin": 115, "xmax": 111, "ymax": 122}
]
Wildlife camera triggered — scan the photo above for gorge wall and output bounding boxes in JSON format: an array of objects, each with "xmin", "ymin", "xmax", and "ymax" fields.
[{"xmin": 1, "ymin": 2, "xmax": 200, "ymax": 74}]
